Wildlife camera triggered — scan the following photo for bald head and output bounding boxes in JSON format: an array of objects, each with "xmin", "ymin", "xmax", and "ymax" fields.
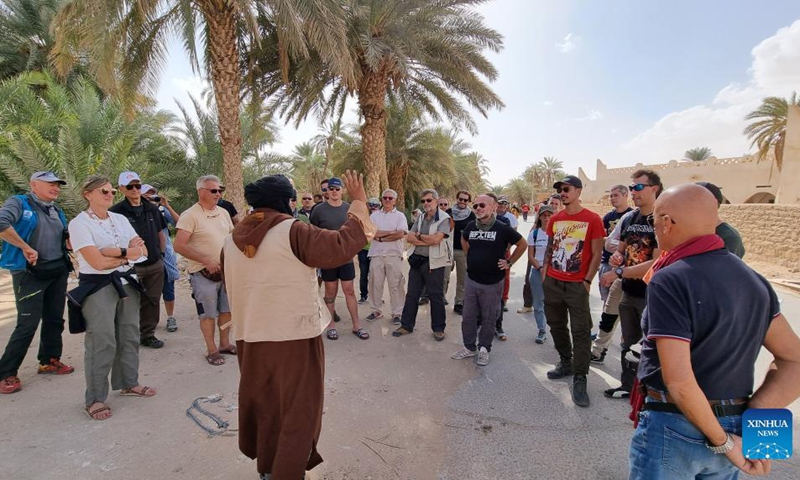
[{"xmin": 653, "ymin": 184, "xmax": 719, "ymax": 250}]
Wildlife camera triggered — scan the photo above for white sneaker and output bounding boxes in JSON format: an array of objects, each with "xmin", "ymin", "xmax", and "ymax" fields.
[
  {"xmin": 516, "ymin": 306, "xmax": 533, "ymax": 313},
  {"xmin": 450, "ymin": 347, "xmax": 476, "ymax": 360},
  {"xmin": 477, "ymin": 347, "xmax": 489, "ymax": 366}
]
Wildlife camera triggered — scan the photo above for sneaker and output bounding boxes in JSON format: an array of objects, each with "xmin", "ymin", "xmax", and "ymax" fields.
[
  {"xmin": 391, "ymin": 316, "xmax": 402, "ymax": 325},
  {"xmin": 535, "ymin": 330, "xmax": 547, "ymax": 344},
  {"xmin": 392, "ymin": 327, "xmax": 412, "ymax": 337},
  {"xmin": 502, "ymin": 306, "xmax": 509, "ymax": 312},
  {"xmin": 166, "ymin": 316, "xmax": 178, "ymax": 332},
  {"xmin": 496, "ymin": 328, "xmax": 507, "ymax": 341},
  {"xmin": 0, "ymin": 376, "xmax": 21, "ymax": 394},
  {"xmin": 547, "ymin": 360, "xmax": 573, "ymax": 379},
  {"xmin": 453, "ymin": 304, "xmax": 463, "ymax": 315},
  {"xmin": 517, "ymin": 306, "xmax": 533, "ymax": 313},
  {"xmin": 572, "ymin": 375, "xmax": 591, "ymax": 407},
  {"xmin": 433, "ymin": 331, "xmax": 446, "ymax": 342},
  {"xmin": 590, "ymin": 348, "xmax": 608, "ymax": 364},
  {"xmin": 604, "ymin": 387, "xmax": 631, "ymax": 399},
  {"xmin": 476, "ymin": 347, "xmax": 490, "ymax": 366},
  {"xmin": 590, "ymin": 332, "xmax": 598, "ymax": 341},
  {"xmin": 333, "ymin": 312, "xmax": 341, "ymax": 323},
  {"xmin": 358, "ymin": 296, "xmax": 368, "ymax": 304},
  {"xmin": 418, "ymin": 297, "xmax": 429, "ymax": 306},
  {"xmin": 366, "ymin": 312, "xmax": 383, "ymax": 321},
  {"xmin": 37, "ymin": 358, "xmax": 75, "ymax": 375},
  {"xmin": 140, "ymin": 337, "xmax": 165, "ymax": 349},
  {"xmin": 450, "ymin": 347, "xmax": 476, "ymax": 360}
]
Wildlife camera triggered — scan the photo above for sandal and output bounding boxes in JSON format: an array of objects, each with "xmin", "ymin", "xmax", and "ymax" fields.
[
  {"xmin": 120, "ymin": 385, "xmax": 157, "ymax": 397},
  {"xmin": 85, "ymin": 402, "xmax": 112, "ymax": 421},
  {"xmin": 352, "ymin": 328, "xmax": 369, "ymax": 340},
  {"xmin": 206, "ymin": 351, "xmax": 225, "ymax": 366},
  {"xmin": 326, "ymin": 329, "xmax": 339, "ymax": 340},
  {"xmin": 219, "ymin": 345, "xmax": 237, "ymax": 355}
]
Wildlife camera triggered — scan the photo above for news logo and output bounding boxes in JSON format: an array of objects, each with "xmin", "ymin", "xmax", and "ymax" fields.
[{"xmin": 742, "ymin": 409, "xmax": 792, "ymax": 460}]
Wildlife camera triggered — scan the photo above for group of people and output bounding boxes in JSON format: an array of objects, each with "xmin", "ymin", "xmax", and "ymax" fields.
[{"xmin": 2, "ymin": 167, "xmax": 800, "ymax": 480}]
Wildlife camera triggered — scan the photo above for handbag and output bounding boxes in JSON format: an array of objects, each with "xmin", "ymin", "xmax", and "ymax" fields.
[{"xmin": 407, "ymin": 253, "xmax": 426, "ymax": 269}]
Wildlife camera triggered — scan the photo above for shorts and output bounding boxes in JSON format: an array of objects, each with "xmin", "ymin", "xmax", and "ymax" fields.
[
  {"xmin": 189, "ymin": 272, "xmax": 231, "ymax": 319},
  {"xmin": 162, "ymin": 279, "xmax": 175, "ymax": 302},
  {"xmin": 320, "ymin": 262, "xmax": 356, "ymax": 282}
]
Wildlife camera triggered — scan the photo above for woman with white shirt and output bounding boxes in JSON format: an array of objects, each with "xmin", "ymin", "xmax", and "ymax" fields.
[
  {"xmin": 527, "ymin": 205, "xmax": 555, "ymax": 345},
  {"xmin": 68, "ymin": 175, "xmax": 157, "ymax": 420}
]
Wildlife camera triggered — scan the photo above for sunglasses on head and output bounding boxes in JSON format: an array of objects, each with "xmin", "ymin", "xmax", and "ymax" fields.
[
  {"xmin": 420, "ymin": 198, "xmax": 434, "ymax": 203},
  {"xmin": 203, "ymin": 187, "xmax": 225, "ymax": 194},
  {"xmin": 630, "ymin": 183, "xmax": 653, "ymax": 192},
  {"xmin": 99, "ymin": 188, "xmax": 117, "ymax": 196},
  {"xmin": 125, "ymin": 184, "xmax": 142, "ymax": 190},
  {"xmin": 472, "ymin": 203, "xmax": 487, "ymax": 210},
  {"xmin": 457, "ymin": 197, "xmax": 470, "ymax": 202},
  {"xmin": 382, "ymin": 196, "xmax": 395, "ymax": 201}
]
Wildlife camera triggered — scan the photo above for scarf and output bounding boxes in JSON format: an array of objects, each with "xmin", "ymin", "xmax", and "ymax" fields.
[
  {"xmin": 30, "ymin": 192, "xmax": 55, "ymax": 207},
  {"xmin": 451, "ymin": 204, "xmax": 471, "ymax": 222},
  {"xmin": 476, "ymin": 214, "xmax": 496, "ymax": 231},
  {"xmin": 244, "ymin": 174, "xmax": 295, "ymax": 215},
  {"xmin": 642, "ymin": 234, "xmax": 725, "ymax": 284}
]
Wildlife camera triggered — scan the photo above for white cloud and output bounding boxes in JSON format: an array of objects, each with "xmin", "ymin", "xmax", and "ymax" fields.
[
  {"xmin": 556, "ymin": 33, "xmax": 581, "ymax": 53},
  {"xmin": 543, "ymin": 101, "xmax": 554, "ymax": 106},
  {"xmin": 622, "ymin": 19, "xmax": 800, "ymax": 163},
  {"xmin": 171, "ymin": 76, "xmax": 210, "ymax": 107},
  {"xmin": 576, "ymin": 108, "xmax": 604, "ymax": 121}
]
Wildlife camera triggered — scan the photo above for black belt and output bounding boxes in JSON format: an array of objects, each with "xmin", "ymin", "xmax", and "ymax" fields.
[{"xmin": 642, "ymin": 402, "xmax": 747, "ymax": 417}]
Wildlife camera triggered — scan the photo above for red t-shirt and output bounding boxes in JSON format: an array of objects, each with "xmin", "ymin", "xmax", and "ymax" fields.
[
  {"xmin": 522, "ymin": 204, "xmax": 530, "ymax": 213},
  {"xmin": 546, "ymin": 208, "xmax": 604, "ymax": 283}
]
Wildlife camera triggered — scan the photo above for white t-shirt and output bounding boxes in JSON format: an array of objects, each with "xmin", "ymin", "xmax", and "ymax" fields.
[
  {"xmin": 502, "ymin": 211, "xmax": 518, "ymax": 228},
  {"xmin": 526, "ymin": 227, "xmax": 549, "ymax": 265},
  {"xmin": 69, "ymin": 211, "xmax": 139, "ymax": 274},
  {"xmin": 368, "ymin": 209, "xmax": 408, "ymax": 257}
]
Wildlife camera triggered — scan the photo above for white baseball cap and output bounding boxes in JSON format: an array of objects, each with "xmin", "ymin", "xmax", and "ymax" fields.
[
  {"xmin": 141, "ymin": 184, "xmax": 155, "ymax": 195},
  {"xmin": 118, "ymin": 171, "xmax": 141, "ymax": 186}
]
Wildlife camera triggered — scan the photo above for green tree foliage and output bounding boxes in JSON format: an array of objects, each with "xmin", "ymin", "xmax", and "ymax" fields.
[
  {"xmin": 744, "ymin": 92, "xmax": 800, "ymax": 171},
  {"xmin": 683, "ymin": 146, "xmax": 713, "ymax": 162}
]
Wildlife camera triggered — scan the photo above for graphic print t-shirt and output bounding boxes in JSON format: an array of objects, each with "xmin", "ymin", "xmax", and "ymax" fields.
[
  {"xmin": 602, "ymin": 208, "xmax": 632, "ymax": 264},
  {"xmin": 462, "ymin": 220, "xmax": 522, "ymax": 285},
  {"xmin": 620, "ymin": 210, "xmax": 657, "ymax": 297},
  {"xmin": 546, "ymin": 208, "xmax": 604, "ymax": 283}
]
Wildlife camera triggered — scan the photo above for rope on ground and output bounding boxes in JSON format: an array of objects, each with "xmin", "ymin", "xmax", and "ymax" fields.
[{"xmin": 186, "ymin": 394, "xmax": 233, "ymax": 437}]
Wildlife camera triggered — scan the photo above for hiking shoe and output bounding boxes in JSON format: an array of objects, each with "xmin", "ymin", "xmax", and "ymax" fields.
[
  {"xmin": 0, "ymin": 376, "xmax": 21, "ymax": 394},
  {"xmin": 535, "ymin": 329, "xmax": 548, "ymax": 344},
  {"xmin": 166, "ymin": 316, "xmax": 178, "ymax": 332},
  {"xmin": 433, "ymin": 331, "xmax": 446, "ymax": 342},
  {"xmin": 517, "ymin": 306, "xmax": 533, "ymax": 313},
  {"xmin": 358, "ymin": 296, "xmax": 368, "ymax": 304},
  {"xmin": 476, "ymin": 347, "xmax": 490, "ymax": 366},
  {"xmin": 38, "ymin": 358, "xmax": 75, "ymax": 375},
  {"xmin": 547, "ymin": 360, "xmax": 574, "ymax": 379},
  {"xmin": 391, "ymin": 315, "xmax": 401, "ymax": 325},
  {"xmin": 453, "ymin": 304, "xmax": 463, "ymax": 315},
  {"xmin": 450, "ymin": 347, "xmax": 476, "ymax": 360},
  {"xmin": 590, "ymin": 349, "xmax": 607, "ymax": 364},
  {"xmin": 496, "ymin": 328, "xmax": 507, "ymax": 341},
  {"xmin": 141, "ymin": 337, "xmax": 165, "ymax": 349},
  {"xmin": 604, "ymin": 387, "xmax": 630, "ymax": 399},
  {"xmin": 392, "ymin": 327, "xmax": 412, "ymax": 337},
  {"xmin": 366, "ymin": 312, "xmax": 383, "ymax": 321},
  {"xmin": 418, "ymin": 297, "xmax": 429, "ymax": 305},
  {"xmin": 573, "ymin": 375, "xmax": 590, "ymax": 407}
]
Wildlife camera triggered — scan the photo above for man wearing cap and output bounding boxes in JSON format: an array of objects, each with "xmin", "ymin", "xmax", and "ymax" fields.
[
  {"xmin": 110, "ymin": 172, "xmax": 168, "ymax": 348},
  {"xmin": 310, "ymin": 176, "xmax": 368, "ymax": 340},
  {"xmin": 542, "ymin": 175, "xmax": 605, "ymax": 407},
  {"xmin": 0, "ymin": 171, "xmax": 74, "ymax": 394},
  {"xmin": 365, "ymin": 189, "xmax": 407, "ymax": 324},
  {"xmin": 697, "ymin": 182, "xmax": 744, "ymax": 258}
]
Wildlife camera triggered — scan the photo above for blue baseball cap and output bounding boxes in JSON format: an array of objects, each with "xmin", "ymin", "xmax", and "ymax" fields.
[
  {"xmin": 30, "ymin": 171, "xmax": 66, "ymax": 185},
  {"xmin": 327, "ymin": 177, "xmax": 343, "ymax": 189}
]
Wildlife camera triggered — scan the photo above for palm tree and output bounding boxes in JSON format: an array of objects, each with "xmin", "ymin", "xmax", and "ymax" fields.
[
  {"xmin": 540, "ymin": 156, "xmax": 564, "ymax": 188},
  {"xmin": 744, "ymin": 92, "xmax": 800, "ymax": 171},
  {"xmin": 0, "ymin": 0, "xmax": 61, "ymax": 80},
  {"xmin": 51, "ymin": 0, "xmax": 353, "ymax": 211},
  {"xmin": 311, "ymin": 120, "xmax": 343, "ymax": 178},
  {"xmin": 684, "ymin": 147, "xmax": 713, "ymax": 162},
  {"xmin": 504, "ymin": 177, "xmax": 528, "ymax": 206},
  {"xmin": 265, "ymin": 0, "xmax": 505, "ymax": 196},
  {"xmin": 489, "ymin": 184, "xmax": 505, "ymax": 196},
  {"xmin": 290, "ymin": 141, "xmax": 327, "ymax": 194}
]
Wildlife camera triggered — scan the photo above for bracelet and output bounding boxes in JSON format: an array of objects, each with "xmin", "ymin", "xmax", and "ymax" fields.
[{"xmin": 583, "ymin": 279, "xmax": 592, "ymax": 285}]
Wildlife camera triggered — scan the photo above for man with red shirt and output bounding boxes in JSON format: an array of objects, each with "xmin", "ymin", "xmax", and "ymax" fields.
[{"xmin": 542, "ymin": 175, "xmax": 605, "ymax": 407}]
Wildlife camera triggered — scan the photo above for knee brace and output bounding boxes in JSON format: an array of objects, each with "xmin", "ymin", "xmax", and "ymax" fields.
[{"xmin": 323, "ymin": 296, "xmax": 336, "ymax": 304}]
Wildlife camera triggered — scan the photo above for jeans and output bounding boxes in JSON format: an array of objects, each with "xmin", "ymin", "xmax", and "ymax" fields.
[
  {"xmin": 357, "ymin": 249, "xmax": 370, "ymax": 299},
  {"xmin": 400, "ymin": 257, "xmax": 446, "ymax": 333},
  {"xmin": 629, "ymin": 402, "xmax": 741, "ymax": 480},
  {"xmin": 598, "ymin": 262, "xmax": 612, "ymax": 303},
  {"xmin": 528, "ymin": 269, "xmax": 546, "ymax": 331},
  {"xmin": 0, "ymin": 270, "xmax": 69, "ymax": 378}
]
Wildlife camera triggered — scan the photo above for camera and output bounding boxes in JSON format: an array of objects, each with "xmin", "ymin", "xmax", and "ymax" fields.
[{"xmin": 149, "ymin": 195, "xmax": 161, "ymax": 203}]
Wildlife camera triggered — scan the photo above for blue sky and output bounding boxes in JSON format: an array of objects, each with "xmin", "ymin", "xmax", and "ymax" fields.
[{"xmin": 155, "ymin": 0, "xmax": 800, "ymax": 186}]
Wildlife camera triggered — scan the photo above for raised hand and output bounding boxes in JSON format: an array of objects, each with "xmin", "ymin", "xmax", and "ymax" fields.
[{"xmin": 343, "ymin": 170, "xmax": 367, "ymax": 204}]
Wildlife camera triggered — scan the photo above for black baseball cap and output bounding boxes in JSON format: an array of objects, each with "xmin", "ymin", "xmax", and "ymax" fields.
[
  {"xmin": 553, "ymin": 175, "xmax": 582, "ymax": 190},
  {"xmin": 696, "ymin": 182, "xmax": 724, "ymax": 206}
]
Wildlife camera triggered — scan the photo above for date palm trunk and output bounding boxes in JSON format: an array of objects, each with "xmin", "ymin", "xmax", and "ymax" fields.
[{"xmin": 358, "ymin": 64, "xmax": 389, "ymax": 198}]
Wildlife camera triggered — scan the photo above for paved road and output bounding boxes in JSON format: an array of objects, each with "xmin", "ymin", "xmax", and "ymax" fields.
[{"xmin": 1, "ymin": 240, "xmax": 799, "ymax": 479}]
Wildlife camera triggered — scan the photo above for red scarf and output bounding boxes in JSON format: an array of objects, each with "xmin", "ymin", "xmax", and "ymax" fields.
[{"xmin": 642, "ymin": 234, "xmax": 724, "ymax": 284}]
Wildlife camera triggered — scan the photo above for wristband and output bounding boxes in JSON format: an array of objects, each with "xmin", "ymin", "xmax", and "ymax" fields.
[{"xmin": 583, "ymin": 279, "xmax": 592, "ymax": 285}]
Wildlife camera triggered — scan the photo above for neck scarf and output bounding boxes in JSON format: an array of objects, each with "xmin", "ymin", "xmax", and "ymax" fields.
[
  {"xmin": 476, "ymin": 214, "xmax": 496, "ymax": 231},
  {"xmin": 451, "ymin": 204, "xmax": 471, "ymax": 222},
  {"xmin": 30, "ymin": 192, "xmax": 54, "ymax": 207},
  {"xmin": 643, "ymin": 234, "xmax": 724, "ymax": 284}
]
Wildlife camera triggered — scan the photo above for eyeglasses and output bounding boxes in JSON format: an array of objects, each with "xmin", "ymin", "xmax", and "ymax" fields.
[
  {"xmin": 382, "ymin": 196, "xmax": 395, "ymax": 201},
  {"xmin": 630, "ymin": 183, "xmax": 653, "ymax": 192},
  {"xmin": 557, "ymin": 186, "xmax": 572, "ymax": 193},
  {"xmin": 420, "ymin": 198, "xmax": 434, "ymax": 203},
  {"xmin": 646, "ymin": 214, "xmax": 676, "ymax": 227},
  {"xmin": 457, "ymin": 197, "xmax": 470, "ymax": 202},
  {"xmin": 302, "ymin": 197, "xmax": 313, "ymax": 201},
  {"xmin": 202, "ymin": 187, "xmax": 225, "ymax": 194},
  {"xmin": 98, "ymin": 188, "xmax": 117, "ymax": 196},
  {"xmin": 472, "ymin": 203, "xmax": 487, "ymax": 209},
  {"xmin": 124, "ymin": 184, "xmax": 142, "ymax": 190},
  {"xmin": 438, "ymin": 202, "xmax": 449, "ymax": 207}
]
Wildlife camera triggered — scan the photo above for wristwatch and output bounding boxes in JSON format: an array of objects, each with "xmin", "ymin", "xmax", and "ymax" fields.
[
  {"xmin": 615, "ymin": 267, "xmax": 624, "ymax": 279},
  {"xmin": 706, "ymin": 433, "xmax": 734, "ymax": 454},
  {"xmin": 119, "ymin": 247, "xmax": 127, "ymax": 259}
]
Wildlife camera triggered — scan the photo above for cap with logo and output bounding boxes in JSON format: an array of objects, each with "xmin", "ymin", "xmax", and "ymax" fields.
[
  {"xmin": 118, "ymin": 171, "xmax": 142, "ymax": 186},
  {"xmin": 553, "ymin": 175, "xmax": 583, "ymax": 190},
  {"xmin": 30, "ymin": 171, "xmax": 66, "ymax": 185},
  {"xmin": 327, "ymin": 177, "xmax": 343, "ymax": 189}
]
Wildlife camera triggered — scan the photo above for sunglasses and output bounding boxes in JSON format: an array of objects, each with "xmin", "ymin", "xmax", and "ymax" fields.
[
  {"xmin": 202, "ymin": 187, "xmax": 225, "ymax": 194},
  {"xmin": 321, "ymin": 187, "xmax": 328, "ymax": 192},
  {"xmin": 646, "ymin": 214, "xmax": 676, "ymax": 227},
  {"xmin": 382, "ymin": 196, "xmax": 395, "ymax": 201},
  {"xmin": 439, "ymin": 202, "xmax": 449, "ymax": 206},
  {"xmin": 420, "ymin": 198, "xmax": 434, "ymax": 203},
  {"xmin": 98, "ymin": 188, "xmax": 117, "ymax": 196},
  {"xmin": 328, "ymin": 187, "xmax": 341, "ymax": 192},
  {"xmin": 629, "ymin": 183, "xmax": 653, "ymax": 192},
  {"xmin": 125, "ymin": 184, "xmax": 143, "ymax": 190},
  {"xmin": 472, "ymin": 203, "xmax": 487, "ymax": 209},
  {"xmin": 557, "ymin": 186, "xmax": 572, "ymax": 193},
  {"xmin": 302, "ymin": 197, "xmax": 313, "ymax": 201},
  {"xmin": 457, "ymin": 197, "xmax": 470, "ymax": 202}
]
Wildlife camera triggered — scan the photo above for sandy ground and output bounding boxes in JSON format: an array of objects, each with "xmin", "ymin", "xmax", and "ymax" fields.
[{"xmin": 2, "ymin": 232, "xmax": 800, "ymax": 479}]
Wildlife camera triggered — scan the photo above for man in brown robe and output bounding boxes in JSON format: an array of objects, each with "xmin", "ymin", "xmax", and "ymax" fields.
[{"xmin": 222, "ymin": 170, "xmax": 375, "ymax": 480}]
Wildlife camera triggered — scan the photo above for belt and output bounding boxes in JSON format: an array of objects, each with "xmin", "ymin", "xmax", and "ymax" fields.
[{"xmin": 645, "ymin": 388, "xmax": 748, "ymax": 417}]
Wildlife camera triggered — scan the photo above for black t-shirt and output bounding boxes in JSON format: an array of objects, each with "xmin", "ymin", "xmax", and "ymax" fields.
[
  {"xmin": 602, "ymin": 208, "xmax": 632, "ymax": 263},
  {"xmin": 461, "ymin": 220, "xmax": 522, "ymax": 284},
  {"xmin": 109, "ymin": 199, "xmax": 167, "ymax": 266},
  {"xmin": 217, "ymin": 199, "xmax": 238, "ymax": 220},
  {"xmin": 638, "ymin": 249, "xmax": 780, "ymax": 400},
  {"xmin": 619, "ymin": 210, "xmax": 657, "ymax": 297},
  {"xmin": 448, "ymin": 208, "xmax": 476, "ymax": 251}
]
